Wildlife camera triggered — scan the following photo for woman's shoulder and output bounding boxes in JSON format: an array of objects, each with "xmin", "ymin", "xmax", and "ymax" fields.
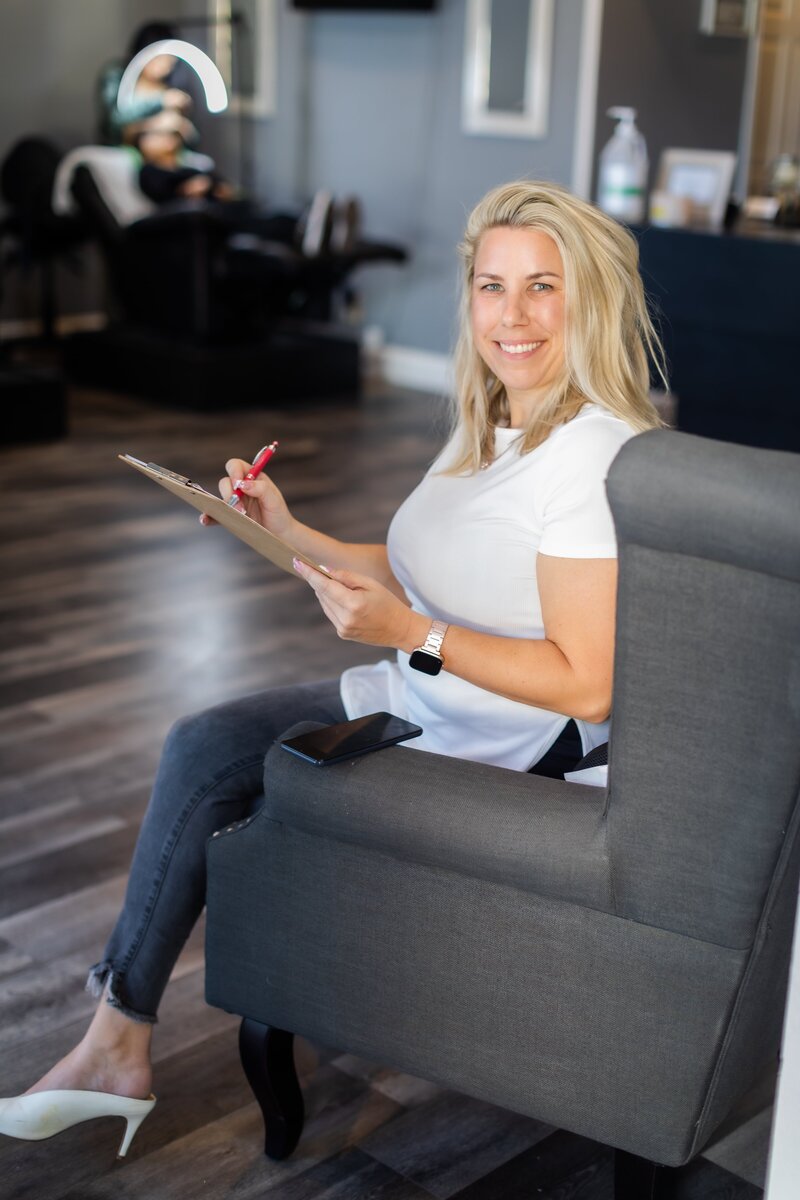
[
  {"xmin": 546, "ymin": 403, "xmax": 636, "ymax": 459},
  {"xmin": 531, "ymin": 404, "xmax": 637, "ymax": 498}
]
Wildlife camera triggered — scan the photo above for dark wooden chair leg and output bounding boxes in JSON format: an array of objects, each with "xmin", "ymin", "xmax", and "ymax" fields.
[
  {"xmin": 238, "ymin": 1019, "xmax": 305, "ymax": 1160},
  {"xmin": 614, "ymin": 1149, "xmax": 674, "ymax": 1199}
]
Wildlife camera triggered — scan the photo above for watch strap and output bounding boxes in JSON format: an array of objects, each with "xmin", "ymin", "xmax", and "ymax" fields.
[{"xmin": 420, "ymin": 619, "xmax": 448, "ymax": 657}]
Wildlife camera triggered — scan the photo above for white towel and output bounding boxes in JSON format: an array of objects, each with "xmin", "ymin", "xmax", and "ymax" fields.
[{"xmin": 52, "ymin": 145, "xmax": 215, "ymax": 227}]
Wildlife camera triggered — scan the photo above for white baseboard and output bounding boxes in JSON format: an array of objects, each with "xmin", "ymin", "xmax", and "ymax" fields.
[
  {"xmin": 378, "ymin": 344, "xmax": 453, "ymax": 394},
  {"xmin": 0, "ymin": 312, "xmax": 107, "ymax": 340}
]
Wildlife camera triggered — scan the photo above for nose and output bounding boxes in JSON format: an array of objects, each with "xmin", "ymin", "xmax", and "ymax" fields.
[{"xmin": 500, "ymin": 291, "xmax": 529, "ymax": 327}]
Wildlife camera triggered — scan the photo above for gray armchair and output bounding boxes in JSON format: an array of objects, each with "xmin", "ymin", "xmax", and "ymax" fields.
[{"xmin": 204, "ymin": 429, "xmax": 800, "ymax": 1197}]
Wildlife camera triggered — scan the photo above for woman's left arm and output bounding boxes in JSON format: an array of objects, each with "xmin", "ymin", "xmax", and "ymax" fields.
[{"xmin": 293, "ymin": 553, "xmax": 617, "ymax": 724}]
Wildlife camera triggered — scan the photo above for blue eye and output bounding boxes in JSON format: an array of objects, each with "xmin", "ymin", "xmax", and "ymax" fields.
[
  {"xmin": 531, "ymin": 281, "xmax": 552, "ymax": 292},
  {"xmin": 480, "ymin": 282, "xmax": 502, "ymax": 292}
]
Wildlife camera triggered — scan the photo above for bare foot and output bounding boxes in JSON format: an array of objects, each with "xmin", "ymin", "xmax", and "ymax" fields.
[{"xmin": 25, "ymin": 1000, "xmax": 153, "ymax": 1100}]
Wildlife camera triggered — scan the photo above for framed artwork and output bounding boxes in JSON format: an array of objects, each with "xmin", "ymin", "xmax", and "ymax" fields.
[
  {"xmin": 209, "ymin": 0, "xmax": 277, "ymax": 118},
  {"xmin": 699, "ymin": 0, "xmax": 760, "ymax": 37},
  {"xmin": 462, "ymin": 0, "xmax": 554, "ymax": 138},
  {"xmin": 655, "ymin": 148, "xmax": 738, "ymax": 229}
]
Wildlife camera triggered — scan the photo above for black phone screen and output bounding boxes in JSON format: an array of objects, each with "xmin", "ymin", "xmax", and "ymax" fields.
[{"xmin": 280, "ymin": 712, "xmax": 422, "ymax": 766}]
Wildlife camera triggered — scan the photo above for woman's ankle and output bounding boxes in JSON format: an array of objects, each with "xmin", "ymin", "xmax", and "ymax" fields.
[
  {"xmin": 25, "ymin": 1004, "xmax": 154, "ymax": 1099},
  {"xmin": 25, "ymin": 1044, "xmax": 153, "ymax": 1099}
]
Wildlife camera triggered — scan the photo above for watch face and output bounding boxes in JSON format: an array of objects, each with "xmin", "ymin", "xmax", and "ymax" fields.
[{"xmin": 409, "ymin": 649, "xmax": 443, "ymax": 676}]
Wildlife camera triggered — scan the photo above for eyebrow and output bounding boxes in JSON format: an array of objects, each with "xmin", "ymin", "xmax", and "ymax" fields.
[{"xmin": 475, "ymin": 271, "xmax": 562, "ymax": 281}]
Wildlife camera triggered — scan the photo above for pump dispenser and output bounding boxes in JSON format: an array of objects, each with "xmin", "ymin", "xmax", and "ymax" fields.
[{"xmin": 597, "ymin": 107, "xmax": 648, "ymax": 224}]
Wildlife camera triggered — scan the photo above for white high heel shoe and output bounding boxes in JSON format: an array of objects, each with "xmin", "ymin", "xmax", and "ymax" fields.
[{"xmin": 0, "ymin": 1090, "xmax": 156, "ymax": 1158}]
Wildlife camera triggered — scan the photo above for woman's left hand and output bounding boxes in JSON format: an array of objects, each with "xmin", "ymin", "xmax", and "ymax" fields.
[{"xmin": 293, "ymin": 559, "xmax": 417, "ymax": 650}]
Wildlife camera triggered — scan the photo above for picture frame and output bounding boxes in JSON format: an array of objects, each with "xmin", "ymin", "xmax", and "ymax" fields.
[
  {"xmin": 462, "ymin": 0, "xmax": 554, "ymax": 138},
  {"xmin": 209, "ymin": 0, "xmax": 277, "ymax": 118},
  {"xmin": 698, "ymin": 0, "xmax": 760, "ymax": 38},
  {"xmin": 655, "ymin": 148, "xmax": 738, "ymax": 229}
]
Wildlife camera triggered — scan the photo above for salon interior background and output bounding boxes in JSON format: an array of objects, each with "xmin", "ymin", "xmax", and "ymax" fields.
[{"xmin": 0, "ymin": 0, "xmax": 748, "ymax": 366}]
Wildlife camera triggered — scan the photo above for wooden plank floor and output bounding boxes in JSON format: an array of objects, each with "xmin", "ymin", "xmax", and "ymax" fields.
[{"xmin": 0, "ymin": 382, "xmax": 770, "ymax": 1198}]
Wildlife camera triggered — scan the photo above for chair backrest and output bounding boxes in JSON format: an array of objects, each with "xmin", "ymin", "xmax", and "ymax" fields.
[
  {"xmin": 52, "ymin": 145, "xmax": 155, "ymax": 228},
  {"xmin": 52, "ymin": 144, "xmax": 218, "ymax": 230},
  {"xmin": 1, "ymin": 136, "xmax": 61, "ymax": 216},
  {"xmin": 606, "ymin": 429, "xmax": 800, "ymax": 951}
]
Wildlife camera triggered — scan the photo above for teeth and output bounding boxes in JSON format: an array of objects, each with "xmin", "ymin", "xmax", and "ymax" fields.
[{"xmin": 499, "ymin": 341, "xmax": 541, "ymax": 354}]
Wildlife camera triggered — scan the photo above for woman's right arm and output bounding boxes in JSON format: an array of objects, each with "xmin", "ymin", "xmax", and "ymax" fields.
[{"xmin": 206, "ymin": 458, "xmax": 406, "ymax": 601}]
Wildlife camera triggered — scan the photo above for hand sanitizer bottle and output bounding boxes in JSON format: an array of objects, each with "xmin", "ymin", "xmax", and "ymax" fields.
[{"xmin": 597, "ymin": 107, "xmax": 648, "ymax": 223}]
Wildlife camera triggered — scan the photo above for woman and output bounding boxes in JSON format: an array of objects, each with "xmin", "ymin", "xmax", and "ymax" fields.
[
  {"xmin": 135, "ymin": 127, "xmax": 234, "ymax": 204},
  {"xmin": 0, "ymin": 180, "xmax": 664, "ymax": 1157},
  {"xmin": 97, "ymin": 22, "xmax": 195, "ymax": 147}
]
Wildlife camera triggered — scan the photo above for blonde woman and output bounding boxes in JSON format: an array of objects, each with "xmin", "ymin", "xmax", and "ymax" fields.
[
  {"xmin": 0, "ymin": 180, "xmax": 664, "ymax": 1154},
  {"xmin": 295, "ymin": 178, "xmax": 664, "ymax": 775}
]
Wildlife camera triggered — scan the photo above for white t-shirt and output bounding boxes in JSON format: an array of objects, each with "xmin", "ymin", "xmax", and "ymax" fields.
[{"xmin": 340, "ymin": 403, "xmax": 635, "ymax": 771}]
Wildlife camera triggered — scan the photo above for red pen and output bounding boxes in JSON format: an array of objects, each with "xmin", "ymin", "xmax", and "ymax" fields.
[{"xmin": 227, "ymin": 441, "xmax": 279, "ymax": 507}]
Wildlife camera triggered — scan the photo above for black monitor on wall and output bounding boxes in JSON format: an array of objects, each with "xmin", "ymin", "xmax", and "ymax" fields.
[{"xmin": 293, "ymin": 2, "xmax": 436, "ymax": 9}]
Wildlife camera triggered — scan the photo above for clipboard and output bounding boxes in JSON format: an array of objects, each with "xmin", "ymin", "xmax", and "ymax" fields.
[{"xmin": 120, "ymin": 455, "xmax": 332, "ymax": 578}]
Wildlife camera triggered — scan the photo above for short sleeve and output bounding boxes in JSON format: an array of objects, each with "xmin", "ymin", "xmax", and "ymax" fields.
[{"xmin": 537, "ymin": 414, "xmax": 635, "ymax": 559}]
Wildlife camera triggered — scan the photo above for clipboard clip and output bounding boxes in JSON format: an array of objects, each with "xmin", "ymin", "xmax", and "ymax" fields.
[
  {"xmin": 122, "ymin": 455, "xmax": 205, "ymax": 491},
  {"xmin": 147, "ymin": 463, "xmax": 194, "ymax": 486}
]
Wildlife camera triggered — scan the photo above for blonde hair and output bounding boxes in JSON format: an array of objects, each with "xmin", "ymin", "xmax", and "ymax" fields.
[{"xmin": 448, "ymin": 179, "xmax": 666, "ymax": 474}]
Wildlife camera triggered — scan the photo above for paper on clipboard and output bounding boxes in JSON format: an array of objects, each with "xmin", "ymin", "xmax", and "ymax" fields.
[{"xmin": 119, "ymin": 455, "xmax": 331, "ymax": 579}]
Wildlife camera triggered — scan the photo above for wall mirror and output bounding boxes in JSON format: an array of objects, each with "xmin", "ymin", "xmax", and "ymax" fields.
[
  {"xmin": 209, "ymin": 0, "xmax": 277, "ymax": 118},
  {"xmin": 462, "ymin": 0, "xmax": 554, "ymax": 137}
]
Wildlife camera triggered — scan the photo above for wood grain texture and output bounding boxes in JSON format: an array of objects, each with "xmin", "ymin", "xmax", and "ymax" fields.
[{"xmin": 0, "ymin": 383, "xmax": 767, "ymax": 1198}]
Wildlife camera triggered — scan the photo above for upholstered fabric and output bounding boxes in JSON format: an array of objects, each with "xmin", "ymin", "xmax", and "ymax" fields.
[
  {"xmin": 207, "ymin": 809, "xmax": 744, "ymax": 1162},
  {"xmin": 260, "ymin": 735, "xmax": 612, "ymax": 909},
  {"xmin": 607, "ymin": 432, "xmax": 800, "ymax": 948},
  {"xmin": 205, "ymin": 429, "xmax": 800, "ymax": 1168}
]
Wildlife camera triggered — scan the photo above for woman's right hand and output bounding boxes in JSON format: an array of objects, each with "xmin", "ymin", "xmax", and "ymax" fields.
[
  {"xmin": 163, "ymin": 88, "xmax": 193, "ymax": 113},
  {"xmin": 199, "ymin": 458, "xmax": 295, "ymax": 541}
]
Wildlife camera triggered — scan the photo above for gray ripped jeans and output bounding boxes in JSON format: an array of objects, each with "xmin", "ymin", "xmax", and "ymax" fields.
[{"xmin": 88, "ymin": 679, "xmax": 346, "ymax": 1022}]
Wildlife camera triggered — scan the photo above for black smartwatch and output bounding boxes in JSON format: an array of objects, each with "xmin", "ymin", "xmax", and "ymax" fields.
[{"xmin": 409, "ymin": 619, "xmax": 449, "ymax": 676}]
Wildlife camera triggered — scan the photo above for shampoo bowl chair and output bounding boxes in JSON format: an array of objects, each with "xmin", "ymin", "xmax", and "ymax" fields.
[
  {"xmin": 205, "ymin": 430, "xmax": 800, "ymax": 1196},
  {"xmin": 51, "ymin": 143, "xmax": 406, "ymax": 341}
]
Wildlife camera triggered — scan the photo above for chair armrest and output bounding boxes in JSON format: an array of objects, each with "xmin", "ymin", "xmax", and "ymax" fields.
[
  {"xmin": 126, "ymin": 200, "xmax": 230, "ymax": 240},
  {"xmin": 326, "ymin": 238, "xmax": 408, "ymax": 267},
  {"xmin": 251, "ymin": 722, "xmax": 612, "ymax": 912}
]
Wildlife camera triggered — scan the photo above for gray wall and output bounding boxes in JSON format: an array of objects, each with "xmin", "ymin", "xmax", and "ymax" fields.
[
  {"xmin": 0, "ymin": 0, "xmax": 167, "ymax": 322},
  {"xmin": 196, "ymin": 0, "xmax": 586, "ymax": 356},
  {"xmin": 0, "ymin": 0, "xmax": 128, "ymax": 165},
  {"xmin": 593, "ymin": 0, "xmax": 749, "ymax": 197},
  {"xmin": 1, "ymin": 0, "xmax": 752, "ymax": 349}
]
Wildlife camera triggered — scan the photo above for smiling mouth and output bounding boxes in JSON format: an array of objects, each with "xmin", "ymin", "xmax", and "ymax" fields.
[{"xmin": 497, "ymin": 340, "xmax": 543, "ymax": 355}]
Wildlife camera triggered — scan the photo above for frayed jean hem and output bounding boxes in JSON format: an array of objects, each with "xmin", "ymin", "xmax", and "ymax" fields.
[{"xmin": 86, "ymin": 962, "xmax": 158, "ymax": 1026}]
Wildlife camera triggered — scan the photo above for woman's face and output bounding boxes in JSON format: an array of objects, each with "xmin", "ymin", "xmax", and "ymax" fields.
[
  {"xmin": 140, "ymin": 54, "xmax": 177, "ymax": 84},
  {"xmin": 470, "ymin": 225, "xmax": 566, "ymax": 424},
  {"xmin": 139, "ymin": 129, "xmax": 181, "ymax": 161}
]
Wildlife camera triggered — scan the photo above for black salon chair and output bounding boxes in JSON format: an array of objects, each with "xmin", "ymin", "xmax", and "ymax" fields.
[
  {"xmin": 47, "ymin": 143, "xmax": 407, "ymax": 404},
  {"xmin": 61, "ymin": 146, "xmax": 405, "ymax": 342},
  {"xmin": 0, "ymin": 137, "xmax": 91, "ymax": 339}
]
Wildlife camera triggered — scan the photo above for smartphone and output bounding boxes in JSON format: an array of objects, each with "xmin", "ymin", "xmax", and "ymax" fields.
[{"xmin": 280, "ymin": 711, "xmax": 422, "ymax": 766}]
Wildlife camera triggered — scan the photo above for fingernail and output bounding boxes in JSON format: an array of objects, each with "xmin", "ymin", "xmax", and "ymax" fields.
[
  {"xmin": 292, "ymin": 557, "xmax": 302, "ymax": 571},
  {"xmin": 238, "ymin": 479, "xmax": 251, "ymax": 489}
]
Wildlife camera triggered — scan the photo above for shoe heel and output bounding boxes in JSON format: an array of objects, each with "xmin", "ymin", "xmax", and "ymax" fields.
[{"xmin": 117, "ymin": 1111, "xmax": 148, "ymax": 1159}]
